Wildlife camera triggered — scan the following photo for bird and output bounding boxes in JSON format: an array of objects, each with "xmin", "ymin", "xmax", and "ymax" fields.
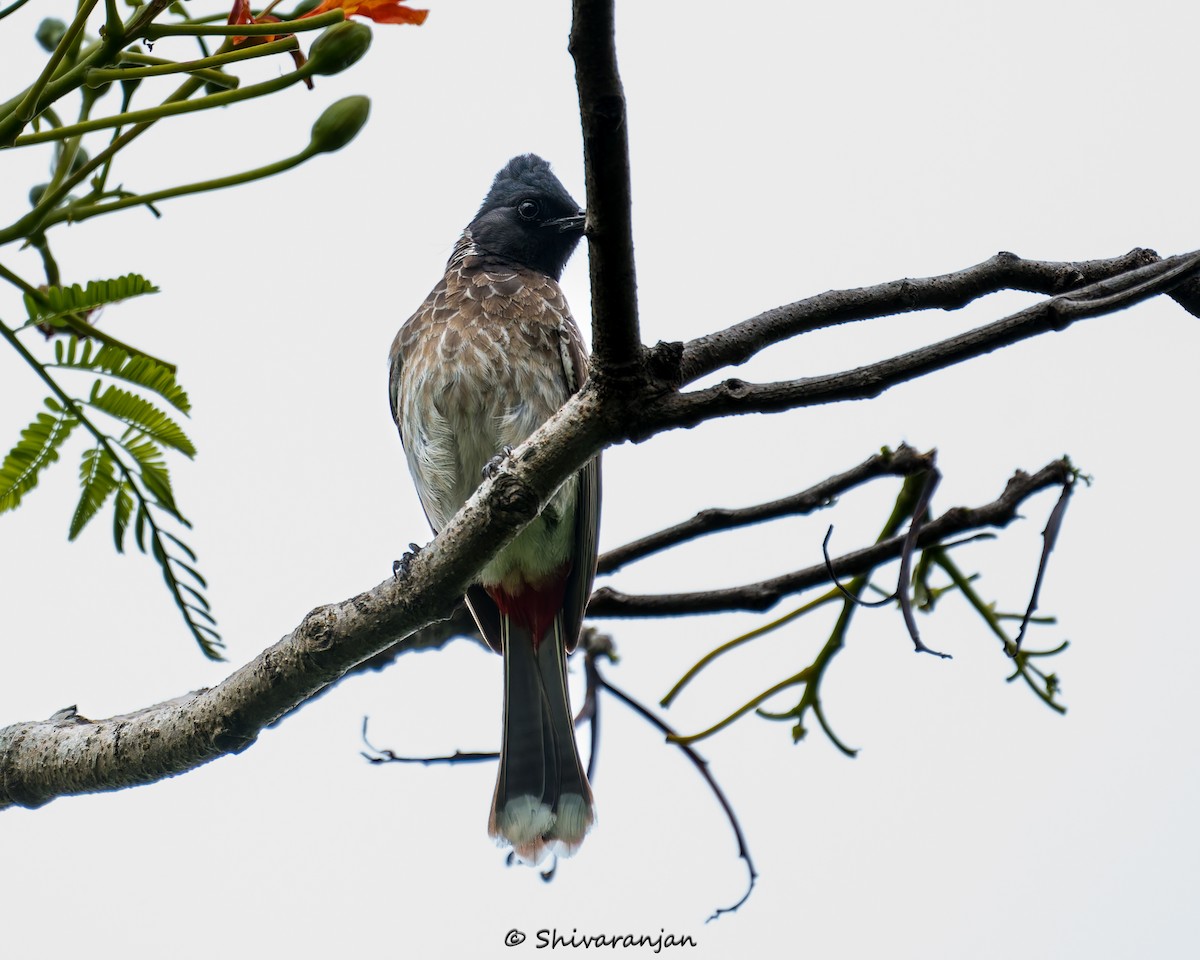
[{"xmin": 388, "ymin": 155, "xmax": 599, "ymax": 864}]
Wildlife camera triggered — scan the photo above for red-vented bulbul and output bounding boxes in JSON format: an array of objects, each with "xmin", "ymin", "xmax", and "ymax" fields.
[{"xmin": 389, "ymin": 155, "xmax": 599, "ymax": 864}]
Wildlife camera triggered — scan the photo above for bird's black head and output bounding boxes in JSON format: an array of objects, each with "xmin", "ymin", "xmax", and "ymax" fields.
[{"xmin": 467, "ymin": 154, "xmax": 586, "ymax": 280}]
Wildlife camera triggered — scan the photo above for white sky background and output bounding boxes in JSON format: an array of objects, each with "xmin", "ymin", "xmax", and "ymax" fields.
[{"xmin": 2, "ymin": 1, "xmax": 1198, "ymax": 957}]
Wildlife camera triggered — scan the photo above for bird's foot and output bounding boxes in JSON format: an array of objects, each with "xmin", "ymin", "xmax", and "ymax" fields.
[
  {"xmin": 482, "ymin": 445, "xmax": 515, "ymax": 480},
  {"xmin": 392, "ymin": 542, "xmax": 422, "ymax": 579}
]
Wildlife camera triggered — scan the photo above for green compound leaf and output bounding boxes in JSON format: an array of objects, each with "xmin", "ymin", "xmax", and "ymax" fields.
[
  {"xmin": 119, "ymin": 433, "xmax": 184, "ymax": 521},
  {"xmin": 88, "ymin": 383, "xmax": 196, "ymax": 457},
  {"xmin": 112, "ymin": 479, "xmax": 134, "ymax": 553},
  {"xmin": 54, "ymin": 337, "xmax": 190, "ymax": 413},
  {"xmin": 69, "ymin": 444, "xmax": 119, "ymax": 540},
  {"xmin": 24, "ymin": 273, "xmax": 159, "ymax": 329},
  {"xmin": 1, "ymin": 309, "xmax": 218, "ymax": 657},
  {"xmin": 0, "ymin": 398, "xmax": 79, "ymax": 512},
  {"xmin": 150, "ymin": 526, "xmax": 223, "ymax": 660}
]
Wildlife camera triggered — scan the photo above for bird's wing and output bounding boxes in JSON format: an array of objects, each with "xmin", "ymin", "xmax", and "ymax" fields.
[
  {"xmin": 387, "ymin": 338, "xmax": 404, "ymax": 440},
  {"xmin": 556, "ymin": 299, "xmax": 601, "ymax": 653},
  {"xmin": 388, "ymin": 274, "xmax": 450, "ymax": 445}
]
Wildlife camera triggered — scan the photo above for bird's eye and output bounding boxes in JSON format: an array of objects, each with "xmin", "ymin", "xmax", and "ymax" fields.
[{"xmin": 517, "ymin": 199, "xmax": 540, "ymax": 221}]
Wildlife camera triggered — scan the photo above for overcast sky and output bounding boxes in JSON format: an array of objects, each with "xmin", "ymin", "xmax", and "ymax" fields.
[{"xmin": 2, "ymin": 2, "xmax": 1198, "ymax": 958}]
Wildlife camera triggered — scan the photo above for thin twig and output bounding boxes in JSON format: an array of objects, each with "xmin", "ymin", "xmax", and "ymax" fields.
[
  {"xmin": 1013, "ymin": 471, "xmax": 1075, "ymax": 652},
  {"xmin": 931, "ymin": 550, "xmax": 1067, "ymax": 713},
  {"xmin": 896, "ymin": 466, "xmax": 952, "ymax": 659},
  {"xmin": 822, "ymin": 525, "xmax": 894, "ymax": 608},
  {"xmin": 359, "ymin": 717, "xmax": 496, "ymax": 765},
  {"xmin": 589, "ymin": 460, "xmax": 1075, "ymax": 618},
  {"xmin": 589, "ymin": 654, "xmax": 757, "ymax": 922},
  {"xmin": 600, "ymin": 444, "xmax": 931, "ymax": 575}
]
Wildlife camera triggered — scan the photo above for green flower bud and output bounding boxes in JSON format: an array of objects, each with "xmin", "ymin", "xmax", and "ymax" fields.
[
  {"xmin": 29, "ymin": 183, "xmax": 49, "ymax": 206},
  {"xmin": 35, "ymin": 18, "xmax": 67, "ymax": 53},
  {"xmin": 307, "ymin": 21, "xmax": 372, "ymax": 77},
  {"xmin": 309, "ymin": 95, "xmax": 371, "ymax": 154},
  {"xmin": 290, "ymin": 0, "xmax": 324, "ymax": 16}
]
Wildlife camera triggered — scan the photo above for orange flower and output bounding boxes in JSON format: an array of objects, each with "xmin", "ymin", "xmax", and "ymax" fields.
[
  {"xmin": 302, "ymin": 0, "xmax": 429, "ymax": 25},
  {"xmin": 229, "ymin": 0, "xmax": 428, "ymax": 45},
  {"xmin": 227, "ymin": 0, "xmax": 283, "ymax": 45}
]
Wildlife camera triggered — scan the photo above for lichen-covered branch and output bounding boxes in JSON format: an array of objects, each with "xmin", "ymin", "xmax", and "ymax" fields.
[{"xmin": 0, "ymin": 386, "xmax": 615, "ymax": 810}]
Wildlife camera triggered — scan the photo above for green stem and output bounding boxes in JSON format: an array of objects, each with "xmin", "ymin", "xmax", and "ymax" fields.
[
  {"xmin": 931, "ymin": 550, "xmax": 1065, "ymax": 713},
  {"xmin": 661, "ymin": 588, "xmax": 841, "ymax": 707},
  {"xmin": 31, "ymin": 236, "xmax": 62, "ymax": 287},
  {"xmin": 45, "ymin": 136, "xmax": 84, "ymax": 199},
  {"xmin": 666, "ymin": 477, "xmax": 924, "ymax": 750},
  {"xmin": 50, "ymin": 146, "xmax": 317, "ymax": 226},
  {"xmin": 12, "ymin": 0, "xmax": 101, "ymax": 123},
  {"xmin": 0, "ymin": 73, "xmax": 204, "ymax": 245},
  {"xmin": 103, "ymin": 0, "xmax": 123, "ymax": 42},
  {"xmin": 932, "ymin": 550, "xmax": 1012, "ymax": 650},
  {"xmin": 0, "ymin": 0, "xmax": 35, "ymax": 22},
  {"xmin": 0, "ymin": 1, "xmax": 325, "ymax": 144},
  {"xmin": 86, "ymin": 36, "xmax": 300, "ymax": 87},
  {"xmin": 0, "ymin": 0, "xmax": 157, "ymax": 129},
  {"xmin": 0, "ymin": 42, "xmax": 111, "ymax": 142},
  {"xmin": 786, "ymin": 588, "xmax": 861, "ymax": 756},
  {"xmin": 0, "ymin": 262, "xmax": 176, "ymax": 371},
  {"xmin": 669, "ymin": 669, "xmax": 811, "ymax": 746},
  {"xmin": 40, "ymin": 88, "xmax": 97, "ymax": 203},
  {"xmin": 14, "ymin": 61, "xmax": 314, "ymax": 147},
  {"xmin": 88, "ymin": 56, "xmax": 233, "ymax": 91},
  {"xmin": 144, "ymin": 10, "xmax": 344, "ymax": 38},
  {"xmin": 0, "ymin": 313, "xmax": 216, "ymax": 657},
  {"xmin": 0, "ymin": 314, "xmax": 143, "ymax": 482},
  {"xmin": 91, "ymin": 75, "xmax": 142, "ymax": 195}
]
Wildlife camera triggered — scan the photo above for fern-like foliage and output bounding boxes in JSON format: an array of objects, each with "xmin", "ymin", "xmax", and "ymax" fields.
[
  {"xmin": 23, "ymin": 273, "xmax": 159, "ymax": 331},
  {"xmin": 52, "ymin": 337, "xmax": 189, "ymax": 413},
  {"xmin": 88, "ymin": 383, "xmax": 196, "ymax": 457},
  {"xmin": 1, "ymin": 271, "xmax": 220, "ymax": 658},
  {"xmin": 70, "ymin": 444, "xmax": 119, "ymax": 539},
  {"xmin": 112, "ymin": 479, "xmax": 135, "ymax": 552},
  {"xmin": 0, "ymin": 399, "xmax": 79, "ymax": 512},
  {"xmin": 119, "ymin": 430, "xmax": 183, "ymax": 519}
]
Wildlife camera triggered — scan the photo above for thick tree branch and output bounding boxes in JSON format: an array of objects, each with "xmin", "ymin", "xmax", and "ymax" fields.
[
  {"xmin": 680, "ymin": 248, "xmax": 1200, "ymax": 385},
  {"xmin": 5, "ymin": 0, "xmax": 1192, "ymax": 848},
  {"xmin": 588, "ymin": 459, "xmax": 1073, "ymax": 617},
  {"xmin": 324, "ymin": 445, "xmax": 934, "ymax": 681},
  {"xmin": 5, "ymin": 1, "xmax": 1194, "ymax": 808},
  {"xmin": 0, "ymin": 430, "xmax": 1067, "ymax": 810},
  {"xmin": 0, "ymin": 388, "xmax": 614, "ymax": 811},
  {"xmin": 652, "ymin": 251, "xmax": 1200, "ymax": 430},
  {"xmin": 569, "ymin": 0, "xmax": 642, "ymax": 376},
  {"xmin": 5, "ymin": 232, "xmax": 1189, "ymax": 806}
]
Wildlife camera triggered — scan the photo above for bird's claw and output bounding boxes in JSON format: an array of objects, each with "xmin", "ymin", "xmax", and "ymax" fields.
[
  {"xmin": 482, "ymin": 445, "xmax": 515, "ymax": 480},
  {"xmin": 393, "ymin": 542, "xmax": 422, "ymax": 579}
]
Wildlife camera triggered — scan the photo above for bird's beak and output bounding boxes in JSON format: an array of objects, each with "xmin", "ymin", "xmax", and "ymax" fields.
[{"xmin": 545, "ymin": 211, "xmax": 587, "ymax": 235}]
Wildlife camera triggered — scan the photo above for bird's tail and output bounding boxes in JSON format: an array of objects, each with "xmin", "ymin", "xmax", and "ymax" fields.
[{"xmin": 489, "ymin": 612, "xmax": 594, "ymax": 864}]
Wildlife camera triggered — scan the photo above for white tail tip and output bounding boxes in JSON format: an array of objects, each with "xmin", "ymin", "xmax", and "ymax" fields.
[{"xmin": 491, "ymin": 793, "xmax": 595, "ymax": 865}]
